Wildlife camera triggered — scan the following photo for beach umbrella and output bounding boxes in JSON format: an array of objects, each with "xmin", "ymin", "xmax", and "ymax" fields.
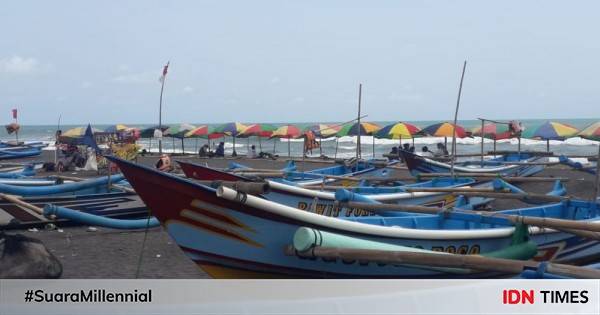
[
  {"xmin": 577, "ymin": 122, "xmax": 600, "ymax": 201},
  {"xmin": 164, "ymin": 123, "xmax": 195, "ymax": 153},
  {"xmin": 375, "ymin": 122, "xmax": 421, "ymax": 151},
  {"xmin": 336, "ymin": 122, "xmax": 381, "ymax": 158},
  {"xmin": 577, "ymin": 122, "xmax": 600, "ymax": 141},
  {"xmin": 420, "ymin": 122, "xmax": 467, "ymax": 149},
  {"xmin": 304, "ymin": 124, "xmax": 341, "ymax": 156},
  {"xmin": 103, "ymin": 124, "xmax": 129, "ymax": 133},
  {"xmin": 59, "ymin": 124, "xmax": 101, "ymax": 151},
  {"xmin": 139, "ymin": 125, "xmax": 168, "ymax": 138},
  {"xmin": 531, "ymin": 121, "xmax": 579, "ymax": 152},
  {"xmin": 185, "ymin": 125, "xmax": 211, "ymax": 152},
  {"xmin": 271, "ymin": 124, "xmax": 302, "ymax": 156},
  {"xmin": 239, "ymin": 123, "xmax": 277, "ymax": 151},
  {"xmin": 214, "ymin": 122, "xmax": 248, "ymax": 155},
  {"xmin": 471, "ymin": 123, "xmax": 513, "ymax": 152}
]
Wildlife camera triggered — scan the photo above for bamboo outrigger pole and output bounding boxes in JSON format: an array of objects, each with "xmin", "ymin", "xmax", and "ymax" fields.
[
  {"xmin": 158, "ymin": 61, "xmax": 170, "ymax": 155},
  {"xmin": 450, "ymin": 61, "xmax": 467, "ymax": 177}
]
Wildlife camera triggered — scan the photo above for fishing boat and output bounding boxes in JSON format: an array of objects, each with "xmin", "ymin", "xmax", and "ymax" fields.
[
  {"xmin": 399, "ymin": 150, "xmax": 546, "ymax": 177},
  {"xmin": 0, "ymin": 174, "xmax": 126, "ymax": 196},
  {"xmin": 109, "ymin": 156, "xmax": 600, "ymax": 278},
  {"xmin": 0, "ymin": 145, "xmax": 43, "ymax": 159},
  {"xmin": 224, "ymin": 159, "xmax": 394, "ymax": 186},
  {"xmin": 178, "ymin": 161, "xmax": 490, "ymax": 214},
  {"xmin": 0, "ymin": 191, "xmax": 146, "ymax": 229},
  {"xmin": 0, "ymin": 163, "xmax": 38, "ymax": 178}
]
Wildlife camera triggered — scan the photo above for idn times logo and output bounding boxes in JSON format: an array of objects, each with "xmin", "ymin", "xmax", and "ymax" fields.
[{"xmin": 502, "ymin": 290, "xmax": 589, "ymax": 304}]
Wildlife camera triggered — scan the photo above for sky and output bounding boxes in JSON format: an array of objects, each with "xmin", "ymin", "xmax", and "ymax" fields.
[{"xmin": 1, "ymin": 0, "xmax": 599, "ymax": 125}]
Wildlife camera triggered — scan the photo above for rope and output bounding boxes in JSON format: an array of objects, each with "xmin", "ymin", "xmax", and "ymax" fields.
[{"xmin": 135, "ymin": 206, "xmax": 154, "ymax": 279}]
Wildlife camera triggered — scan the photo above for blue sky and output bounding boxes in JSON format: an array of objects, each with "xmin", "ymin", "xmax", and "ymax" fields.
[{"xmin": 1, "ymin": 0, "xmax": 599, "ymax": 125}]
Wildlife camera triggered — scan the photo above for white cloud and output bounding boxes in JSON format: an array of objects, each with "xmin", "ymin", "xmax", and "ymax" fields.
[
  {"xmin": 0, "ymin": 56, "xmax": 39, "ymax": 74},
  {"xmin": 182, "ymin": 86, "xmax": 194, "ymax": 93}
]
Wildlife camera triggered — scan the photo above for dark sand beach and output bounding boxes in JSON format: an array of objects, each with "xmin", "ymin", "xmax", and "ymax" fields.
[{"xmin": 4, "ymin": 150, "xmax": 599, "ymax": 278}]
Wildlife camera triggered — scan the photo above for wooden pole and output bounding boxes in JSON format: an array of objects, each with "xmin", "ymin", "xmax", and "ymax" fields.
[
  {"xmin": 158, "ymin": 61, "xmax": 169, "ymax": 155},
  {"xmin": 291, "ymin": 246, "xmax": 600, "ymax": 279},
  {"xmin": 334, "ymin": 138, "xmax": 339, "ymax": 159},
  {"xmin": 0, "ymin": 193, "xmax": 44, "ymax": 215},
  {"xmin": 493, "ymin": 139, "xmax": 496, "ymax": 152},
  {"xmin": 372, "ymin": 135, "xmax": 375, "ymax": 158},
  {"xmin": 288, "ymin": 137, "xmax": 291, "ymax": 157},
  {"xmin": 356, "ymin": 84, "xmax": 362, "ymax": 160},
  {"xmin": 450, "ymin": 60, "xmax": 467, "ymax": 177},
  {"xmin": 547, "ymin": 139, "xmax": 550, "ymax": 152},
  {"xmin": 480, "ymin": 119, "xmax": 485, "ymax": 166}
]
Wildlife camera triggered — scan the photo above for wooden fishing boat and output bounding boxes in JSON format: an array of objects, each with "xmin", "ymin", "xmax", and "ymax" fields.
[
  {"xmin": 224, "ymin": 159, "xmax": 394, "ymax": 186},
  {"xmin": 0, "ymin": 174, "xmax": 125, "ymax": 196},
  {"xmin": 178, "ymin": 161, "xmax": 492, "ymax": 214},
  {"xmin": 109, "ymin": 156, "xmax": 600, "ymax": 278},
  {"xmin": 0, "ymin": 191, "xmax": 146, "ymax": 229},
  {"xmin": 399, "ymin": 150, "xmax": 546, "ymax": 177},
  {"xmin": 0, "ymin": 146, "xmax": 43, "ymax": 159}
]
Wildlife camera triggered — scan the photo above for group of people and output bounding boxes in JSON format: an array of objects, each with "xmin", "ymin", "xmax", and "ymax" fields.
[
  {"xmin": 389, "ymin": 142, "xmax": 449, "ymax": 160},
  {"xmin": 198, "ymin": 142, "xmax": 226, "ymax": 158}
]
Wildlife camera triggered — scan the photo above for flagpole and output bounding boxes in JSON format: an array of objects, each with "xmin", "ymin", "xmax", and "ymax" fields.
[{"xmin": 158, "ymin": 61, "xmax": 170, "ymax": 155}]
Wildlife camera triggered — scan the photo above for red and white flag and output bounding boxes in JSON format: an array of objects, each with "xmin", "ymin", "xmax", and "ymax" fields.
[
  {"xmin": 12, "ymin": 109, "xmax": 17, "ymax": 120},
  {"xmin": 159, "ymin": 61, "xmax": 170, "ymax": 83}
]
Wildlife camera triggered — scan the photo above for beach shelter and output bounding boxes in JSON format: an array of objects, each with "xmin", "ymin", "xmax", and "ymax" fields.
[
  {"xmin": 59, "ymin": 124, "xmax": 101, "ymax": 152},
  {"xmin": 420, "ymin": 122, "xmax": 467, "ymax": 150},
  {"xmin": 576, "ymin": 121, "xmax": 600, "ymax": 201},
  {"xmin": 304, "ymin": 124, "xmax": 341, "ymax": 156},
  {"xmin": 214, "ymin": 122, "xmax": 248, "ymax": 155},
  {"xmin": 337, "ymin": 122, "xmax": 381, "ymax": 158},
  {"xmin": 471, "ymin": 123, "xmax": 513, "ymax": 152},
  {"xmin": 139, "ymin": 125, "xmax": 169, "ymax": 152},
  {"xmin": 239, "ymin": 123, "xmax": 277, "ymax": 151},
  {"xmin": 184, "ymin": 125, "xmax": 211, "ymax": 152},
  {"xmin": 531, "ymin": 121, "xmax": 579, "ymax": 152},
  {"xmin": 375, "ymin": 122, "xmax": 421, "ymax": 150},
  {"xmin": 103, "ymin": 124, "xmax": 129, "ymax": 134},
  {"xmin": 271, "ymin": 124, "xmax": 302, "ymax": 156},
  {"xmin": 164, "ymin": 123, "xmax": 195, "ymax": 153}
]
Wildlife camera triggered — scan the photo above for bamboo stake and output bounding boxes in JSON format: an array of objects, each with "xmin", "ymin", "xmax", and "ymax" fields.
[
  {"xmin": 450, "ymin": 60, "xmax": 467, "ymax": 177},
  {"xmin": 0, "ymin": 193, "xmax": 44, "ymax": 215},
  {"xmin": 290, "ymin": 246, "xmax": 600, "ymax": 279},
  {"xmin": 479, "ymin": 118, "xmax": 485, "ymax": 166}
]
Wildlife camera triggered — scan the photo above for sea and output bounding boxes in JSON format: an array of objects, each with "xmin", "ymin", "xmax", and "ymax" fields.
[{"xmin": 2, "ymin": 119, "xmax": 599, "ymax": 159}]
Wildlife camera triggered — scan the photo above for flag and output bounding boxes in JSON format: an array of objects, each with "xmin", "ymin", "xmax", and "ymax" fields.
[
  {"xmin": 159, "ymin": 61, "xmax": 170, "ymax": 83},
  {"xmin": 12, "ymin": 109, "xmax": 17, "ymax": 120}
]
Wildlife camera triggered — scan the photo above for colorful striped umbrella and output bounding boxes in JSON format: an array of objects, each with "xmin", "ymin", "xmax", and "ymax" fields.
[
  {"xmin": 239, "ymin": 123, "xmax": 278, "ymax": 138},
  {"xmin": 577, "ymin": 121, "xmax": 600, "ymax": 141},
  {"xmin": 215, "ymin": 122, "xmax": 248, "ymax": 137},
  {"xmin": 139, "ymin": 126, "xmax": 168, "ymax": 138},
  {"xmin": 336, "ymin": 122, "xmax": 381, "ymax": 137},
  {"xmin": 61, "ymin": 126, "xmax": 103, "ymax": 138},
  {"xmin": 471, "ymin": 123, "xmax": 512, "ymax": 140},
  {"xmin": 420, "ymin": 122, "xmax": 467, "ymax": 138},
  {"xmin": 271, "ymin": 124, "xmax": 302, "ymax": 157},
  {"xmin": 304, "ymin": 124, "xmax": 341, "ymax": 138},
  {"xmin": 164, "ymin": 123, "xmax": 195, "ymax": 138},
  {"xmin": 531, "ymin": 121, "xmax": 579, "ymax": 140},
  {"xmin": 531, "ymin": 121, "xmax": 579, "ymax": 152},
  {"xmin": 184, "ymin": 125, "xmax": 210, "ymax": 138},
  {"xmin": 375, "ymin": 122, "xmax": 420, "ymax": 140},
  {"xmin": 103, "ymin": 124, "xmax": 129, "ymax": 133}
]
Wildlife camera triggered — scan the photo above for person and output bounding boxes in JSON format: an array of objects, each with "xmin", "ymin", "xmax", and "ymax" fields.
[
  {"xmin": 434, "ymin": 143, "xmax": 449, "ymax": 157},
  {"xmin": 388, "ymin": 146, "xmax": 399, "ymax": 161},
  {"xmin": 215, "ymin": 142, "xmax": 225, "ymax": 157},
  {"xmin": 402, "ymin": 143, "xmax": 410, "ymax": 151},
  {"xmin": 198, "ymin": 144, "xmax": 210, "ymax": 157},
  {"xmin": 247, "ymin": 145, "xmax": 257, "ymax": 158},
  {"xmin": 420, "ymin": 146, "xmax": 434, "ymax": 157},
  {"xmin": 155, "ymin": 154, "xmax": 173, "ymax": 172}
]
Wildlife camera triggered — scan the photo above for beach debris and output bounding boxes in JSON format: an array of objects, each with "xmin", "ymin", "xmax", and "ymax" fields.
[
  {"xmin": 0, "ymin": 232, "xmax": 62, "ymax": 278},
  {"xmin": 86, "ymin": 226, "xmax": 98, "ymax": 232},
  {"xmin": 27, "ymin": 228, "xmax": 39, "ymax": 233},
  {"xmin": 57, "ymin": 229, "xmax": 64, "ymax": 233},
  {"xmin": 156, "ymin": 254, "xmax": 161, "ymax": 258}
]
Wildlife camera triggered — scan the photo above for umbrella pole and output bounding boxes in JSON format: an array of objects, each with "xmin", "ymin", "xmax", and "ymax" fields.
[
  {"xmin": 288, "ymin": 138, "xmax": 291, "ymax": 157},
  {"xmin": 334, "ymin": 138, "xmax": 339, "ymax": 159},
  {"xmin": 480, "ymin": 119, "xmax": 485, "ymax": 167},
  {"xmin": 372, "ymin": 135, "xmax": 375, "ymax": 158},
  {"xmin": 273, "ymin": 139, "xmax": 276, "ymax": 154},
  {"xmin": 518, "ymin": 137, "xmax": 521, "ymax": 156},
  {"xmin": 195, "ymin": 138, "xmax": 198, "ymax": 153},
  {"xmin": 319, "ymin": 136, "xmax": 322, "ymax": 156},
  {"xmin": 259, "ymin": 136, "xmax": 262, "ymax": 152},
  {"xmin": 149, "ymin": 138, "xmax": 152, "ymax": 153},
  {"xmin": 181, "ymin": 138, "xmax": 185, "ymax": 154},
  {"xmin": 233, "ymin": 136, "xmax": 236, "ymax": 155},
  {"xmin": 547, "ymin": 139, "xmax": 550, "ymax": 152},
  {"xmin": 493, "ymin": 139, "xmax": 496, "ymax": 152},
  {"xmin": 172, "ymin": 137, "xmax": 175, "ymax": 154}
]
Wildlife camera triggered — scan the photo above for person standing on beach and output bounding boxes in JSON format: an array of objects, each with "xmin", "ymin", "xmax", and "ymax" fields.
[
  {"xmin": 247, "ymin": 145, "xmax": 257, "ymax": 158},
  {"xmin": 215, "ymin": 142, "xmax": 225, "ymax": 157}
]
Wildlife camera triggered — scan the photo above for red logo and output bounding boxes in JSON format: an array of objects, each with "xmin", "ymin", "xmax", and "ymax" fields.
[{"xmin": 503, "ymin": 290, "xmax": 535, "ymax": 304}]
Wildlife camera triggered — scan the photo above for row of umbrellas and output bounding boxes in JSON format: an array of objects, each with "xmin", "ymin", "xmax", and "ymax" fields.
[{"xmin": 62, "ymin": 120, "xmax": 600, "ymax": 145}]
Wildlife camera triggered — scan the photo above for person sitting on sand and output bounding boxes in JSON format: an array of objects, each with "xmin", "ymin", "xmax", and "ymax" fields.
[
  {"xmin": 215, "ymin": 142, "xmax": 225, "ymax": 157},
  {"xmin": 388, "ymin": 147, "xmax": 399, "ymax": 161},
  {"xmin": 198, "ymin": 144, "xmax": 210, "ymax": 157},
  {"xmin": 155, "ymin": 154, "xmax": 173, "ymax": 172},
  {"xmin": 247, "ymin": 145, "xmax": 257, "ymax": 158},
  {"xmin": 402, "ymin": 143, "xmax": 411, "ymax": 151},
  {"xmin": 420, "ymin": 146, "xmax": 434, "ymax": 157}
]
